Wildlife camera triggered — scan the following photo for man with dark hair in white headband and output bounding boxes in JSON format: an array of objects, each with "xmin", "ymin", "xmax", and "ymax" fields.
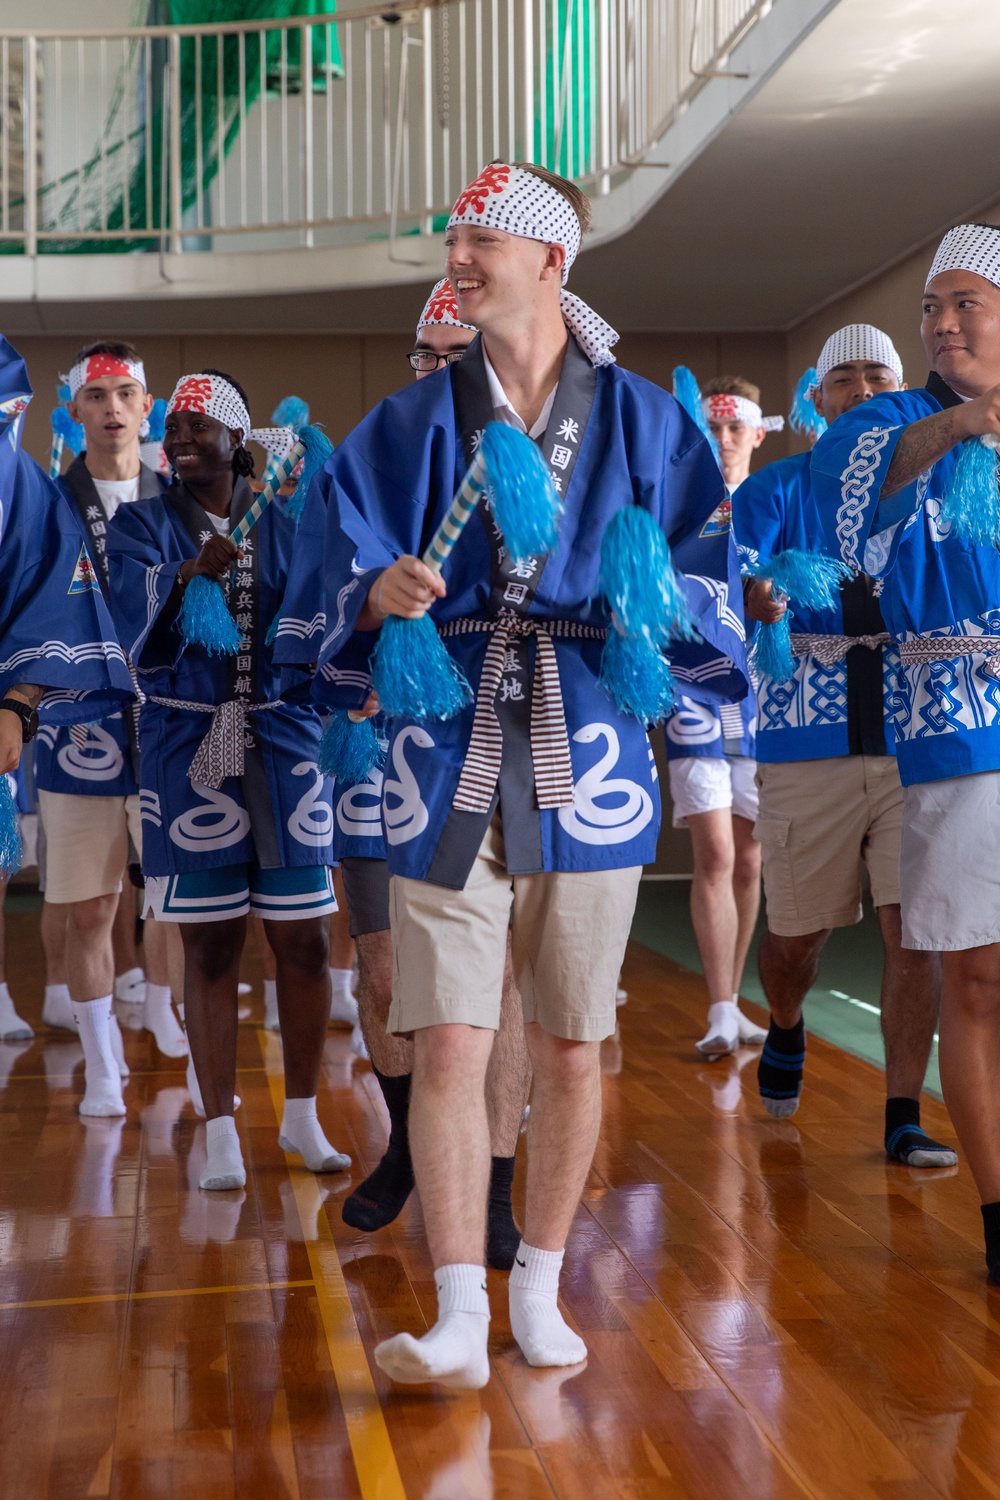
[
  {"xmin": 813, "ymin": 226, "xmax": 1000, "ymax": 1281},
  {"xmin": 35, "ymin": 341, "xmax": 188, "ymax": 1115},
  {"xmin": 735, "ymin": 325, "xmax": 951, "ymax": 1170},
  {"xmin": 286, "ymin": 161, "xmax": 746, "ymax": 1388}
]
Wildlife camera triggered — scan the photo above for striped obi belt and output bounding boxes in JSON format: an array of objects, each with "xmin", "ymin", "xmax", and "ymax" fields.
[
  {"xmin": 439, "ymin": 609, "xmax": 607, "ymax": 814},
  {"xmin": 151, "ymin": 695, "xmax": 283, "ymax": 788},
  {"xmin": 897, "ymin": 635, "xmax": 1000, "ymax": 679},
  {"xmin": 789, "ymin": 631, "xmax": 892, "ymax": 666}
]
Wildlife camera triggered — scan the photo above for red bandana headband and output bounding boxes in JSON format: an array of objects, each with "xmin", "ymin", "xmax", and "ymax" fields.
[
  {"xmin": 167, "ymin": 373, "xmax": 292, "ymax": 455},
  {"xmin": 68, "ymin": 353, "xmax": 146, "ymax": 399},
  {"xmin": 702, "ymin": 393, "xmax": 784, "ymax": 434},
  {"xmin": 418, "ymin": 278, "xmax": 476, "ymax": 336},
  {"xmin": 446, "ymin": 163, "xmax": 619, "ymax": 368}
]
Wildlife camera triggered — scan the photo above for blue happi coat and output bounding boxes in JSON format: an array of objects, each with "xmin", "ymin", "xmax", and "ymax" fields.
[
  {"xmin": 0, "ymin": 339, "xmax": 134, "ymax": 722},
  {"xmin": 812, "ymin": 380, "xmax": 1000, "ymax": 786},
  {"xmin": 34, "ymin": 456, "xmax": 168, "ymax": 799},
  {"xmin": 733, "ymin": 450, "xmax": 900, "ymax": 765},
  {"xmin": 276, "ymin": 339, "xmax": 748, "ymax": 885},
  {"xmin": 105, "ymin": 479, "xmax": 334, "ymax": 876}
]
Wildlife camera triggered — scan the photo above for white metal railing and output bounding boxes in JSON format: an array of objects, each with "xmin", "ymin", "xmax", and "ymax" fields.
[{"xmin": 0, "ymin": 0, "xmax": 774, "ymax": 259}]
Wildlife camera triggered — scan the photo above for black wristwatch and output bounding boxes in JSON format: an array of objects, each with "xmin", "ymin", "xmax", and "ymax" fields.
[{"xmin": 0, "ymin": 698, "xmax": 39, "ymax": 743}]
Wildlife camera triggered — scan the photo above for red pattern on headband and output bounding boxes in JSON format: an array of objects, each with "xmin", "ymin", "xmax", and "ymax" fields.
[
  {"xmin": 424, "ymin": 283, "xmax": 461, "ymax": 324},
  {"xmin": 451, "ymin": 163, "xmax": 511, "ymax": 217},
  {"xmin": 84, "ymin": 355, "xmax": 139, "ymax": 385},
  {"xmin": 706, "ymin": 395, "xmax": 741, "ymax": 421},
  {"xmin": 168, "ymin": 376, "xmax": 215, "ymax": 415}
]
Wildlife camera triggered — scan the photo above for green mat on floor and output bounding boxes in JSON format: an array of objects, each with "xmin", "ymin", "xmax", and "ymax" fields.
[{"xmin": 631, "ymin": 880, "xmax": 942, "ymax": 1098}]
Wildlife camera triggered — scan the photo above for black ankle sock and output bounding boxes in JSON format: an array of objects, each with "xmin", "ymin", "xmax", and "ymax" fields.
[
  {"xmin": 757, "ymin": 1018, "xmax": 805, "ymax": 1105},
  {"xmin": 486, "ymin": 1154, "xmax": 521, "ymax": 1272},
  {"xmin": 982, "ymin": 1202, "xmax": 1000, "ymax": 1282},
  {"xmin": 342, "ymin": 1070, "xmax": 414, "ymax": 1233},
  {"xmin": 884, "ymin": 1095, "xmax": 956, "ymax": 1165}
]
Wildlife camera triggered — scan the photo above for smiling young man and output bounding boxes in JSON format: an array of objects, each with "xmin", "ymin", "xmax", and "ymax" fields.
[
  {"xmin": 35, "ymin": 342, "xmax": 188, "ymax": 1104},
  {"xmin": 812, "ymin": 227, "xmax": 1000, "ymax": 1281},
  {"xmin": 734, "ymin": 324, "xmax": 952, "ymax": 1170},
  {"xmin": 289, "ymin": 161, "xmax": 746, "ymax": 1388}
]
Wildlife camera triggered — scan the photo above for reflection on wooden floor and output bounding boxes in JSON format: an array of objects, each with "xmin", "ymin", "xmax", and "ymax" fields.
[{"xmin": 1, "ymin": 908, "xmax": 997, "ymax": 1498}]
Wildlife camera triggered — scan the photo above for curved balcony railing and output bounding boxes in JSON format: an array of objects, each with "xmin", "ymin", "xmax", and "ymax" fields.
[{"xmin": 0, "ymin": 0, "xmax": 774, "ymax": 262}]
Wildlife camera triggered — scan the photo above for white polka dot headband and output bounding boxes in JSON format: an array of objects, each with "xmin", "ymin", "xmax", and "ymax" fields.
[
  {"xmin": 446, "ymin": 163, "xmax": 619, "ymax": 368},
  {"xmin": 167, "ymin": 373, "xmax": 292, "ymax": 454},
  {"xmin": 68, "ymin": 353, "xmax": 146, "ymax": 399},
  {"xmin": 418, "ymin": 278, "xmax": 476, "ymax": 336},
  {"xmin": 703, "ymin": 393, "xmax": 784, "ymax": 433}
]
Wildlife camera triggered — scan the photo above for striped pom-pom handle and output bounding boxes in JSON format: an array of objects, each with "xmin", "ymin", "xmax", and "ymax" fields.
[
  {"xmin": 48, "ymin": 433, "xmax": 65, "ymax": 480},
  {"xmin": 421, "ymin": 450, "xmax": 488, "ymax": 575},
  {"xmin": 229, "ymin": 437, "xmax": 306, "ymax": 546}
]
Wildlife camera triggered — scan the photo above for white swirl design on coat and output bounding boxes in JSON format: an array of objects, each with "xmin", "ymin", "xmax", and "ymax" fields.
[
  {"xmin": 287, "ymin": 761, "xmax": 334, "ymax": 848},
  {"xmin": 557, "ymin": 723, "xmax": 654, "ymax": 846},
  {"xmin": 665, "ymin": 696, "xmax": 721, "ymax": 747},
  {"xmin": 56, "ymin": 723, "xmax": 125, "ymax": 783},
  {"xmin": 336, "ymin": 769, "xmax": 384, "ymax": 839},
  {"xmin": 383, "ymin": 726, "xmax": 434, "ymax": 846},
  {"xmin": 169, "ymin": 785, "xmax": 251, "ymax": 852}
]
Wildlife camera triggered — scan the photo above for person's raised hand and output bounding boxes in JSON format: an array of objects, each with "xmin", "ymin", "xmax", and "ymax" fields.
[
  {"xmin": 745, "ymin": 578, "xmax": 787, "ymax": 625},
  {"xmin": 347, "ymin": 691, "xmax": 380, "ymax": 723},
  {"xmin": 957, "ymin": 384, "xmax": 1000, "ymax": 443},
  {"xmin": 179, "ymin": 534, "xmax": 242, "ymax": 587},
  {"xmin": 367, "ymin": 556, "xmax": 446, "ymax": 624}
]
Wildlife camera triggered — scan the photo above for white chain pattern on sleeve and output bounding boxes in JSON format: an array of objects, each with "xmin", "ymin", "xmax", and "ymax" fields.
[{"xmin": 834, "ymin": 427, "xmax": 893, "ymax": 566}]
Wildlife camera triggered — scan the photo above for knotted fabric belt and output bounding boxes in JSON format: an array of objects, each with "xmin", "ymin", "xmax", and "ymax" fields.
[
  {"xmin": 439, "ymin": 611, "xmax": 606, "ymax": 814},
  {"xmin": 151, "ymin": 695, "xmax": 282, "ymax": 788},
  {"xmin": 897, "ymin": 635, "xmax": 1000, "ymax": 679},
  {"xmin": 789, "ymin": 631, "xmax": 892, "ymax": 667}
]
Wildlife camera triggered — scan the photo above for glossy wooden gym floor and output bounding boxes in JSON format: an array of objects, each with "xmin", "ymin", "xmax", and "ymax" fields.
[{"xmin": 0, "ymin": 909, "xmax": 996, "ymax": 1499}]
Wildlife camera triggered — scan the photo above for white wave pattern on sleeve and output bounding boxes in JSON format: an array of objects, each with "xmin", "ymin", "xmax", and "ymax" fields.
[{"xmin": 835, "ymin": 427, "xmax": 894, "ymax": 567}]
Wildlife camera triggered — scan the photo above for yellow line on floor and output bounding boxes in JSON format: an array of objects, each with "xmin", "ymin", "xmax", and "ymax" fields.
[
  {"xmin": 259, "ymin": 1029, "xmax": 406, "ymax": 1500},
  {"xmin": 0, "ymin": 1279, "xmax": 314, "ymax": 1313}
]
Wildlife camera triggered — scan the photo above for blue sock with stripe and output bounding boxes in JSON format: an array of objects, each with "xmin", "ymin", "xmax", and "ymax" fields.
[
  {"xmin": 757, "ymin": 1017, "xmax": 805, "ymax": 1118},
  {"xmin": 884, "ymin": 1096, "xmax": 958, "ymax": 1168},
  {"xmin": 982, "ymin": 1201, "xmax": 1000, "ymax": 1283}
]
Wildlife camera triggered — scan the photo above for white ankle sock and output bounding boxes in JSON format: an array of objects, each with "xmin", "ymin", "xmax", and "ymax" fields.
[
  {"xmin": 509, "ymin": 1243, "xmax": 587, "ymax": 1368},
  {"xmin": 200, "ymin": 1115, "xmax": 246, "ymax": 1190},
  {"xmin": 108, "ymin": 1011, "xmax": 129, "ymax": 1078},
  {"xmin": 144, "ymin": 983, "xmax": 188, "ymax": 1058},
  {"xmin": 350, "ymin": 1020, "xmax": 369, "ymax": 1060},
  {"xmin": 734, "ymin": 996, "xmax": 767, "ymax": 1044},
  {"xmin": 696, "ymin": 1000, "xmax": 740, "ymax": 1057},
  {"xmin": 73, "ymin": 997, "xmax": 126, "ymax": 1117},
  {"xmin": 278, "ymin": 1095, "xmax": 351, "ymax": 1172},
  {"xmin": 43, "ymin": 983, "xmax": 77, "ymax": 1033},
  {"xmin": 114, "ymin": 967, "xmax": 146, "ymax": 1005},
  {"xmin": 328, "ymin": 967, "xmax": 358, "ymax": 1026},
  {"xmin": 263, "ymin": 978, "xmax": 279, "ymax": 1031},
  {"xmin": 375, "ymin": 1263, "xmax": 490, "ymax": 1389},
  {"xmin": 0, "ymin": 981, "xmax": 32, "ymax": 1040}
]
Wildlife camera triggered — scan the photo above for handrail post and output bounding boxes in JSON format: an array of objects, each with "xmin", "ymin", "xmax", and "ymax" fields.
[
  {"xmin": 597, "ymin": 0, "xmax": 611, "ymax": 194},
  {"xmin": 169, "ymin": 29, "xmax": 183, "ymax": 253},
  {"xmin": 301, "ymin": 22, "xmax": 314, "ymax": 247},
  {"xmin": 421, "ymin": 3, "xmax": 433, "ymax": 234},
  {"xmin": 521, "ymin": 0, "xmax": 533, "ymax": 161},
  {"xmin": 24, "ymin": 36, "xmax": 38, "ymax": 257}
]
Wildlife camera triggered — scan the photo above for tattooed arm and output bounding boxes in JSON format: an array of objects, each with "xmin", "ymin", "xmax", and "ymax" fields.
[{"xmin": 882, "ymin": 384, "xmax": 1000, "ymax": 498}]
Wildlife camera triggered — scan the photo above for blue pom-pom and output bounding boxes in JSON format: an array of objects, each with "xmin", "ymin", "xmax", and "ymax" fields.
[
  {"xmin": 940, "ymin": 437, "xmax": 1000, "ymax": 545},
  {"xmin": 264, "ymin": 612, "xmax": 281, "ymax": 646},
  {"xmin": 750, "ymin": 615, "xmax": 795, "ymax": 683},
  {"xmin": 789, "ymin": 368, "xmax": 827, "ymax": 441},
  {"xmin": 599, "ymin": 628, "xmax": 677, "ymax": 723},
  {"xmin": 747, "ymin": 548, "xmax": 850, "ymax": 681},
  {"xmin": 318, "ymin": 710, "xmax": 385, "ymax": 783},
  {"xmin": 599, "ymin": 504, "xmax": 694, "ymax": 644},
  {"xmin": 284, "ymin": 422, "xmax": 334, "ymax": 523},
  {"xmin": 272, "ymin": 395, "xmax": 310, "ymax": 431},
  {"xmin": 373, "ymin": 614, "xmax": 472, "ymax": 721},
  {"xmin": 177, "ymin": 574, "xmax": 242, "ymax": 655},
  {"xmin": 478, "ymin": 422, "xmax": 562, "ymax": 562},
  {"xmin": 57, "ymin": 383, "xmax": 72, "ymax": 403},
  {"xmin": 0, "ymin": 774, "xmax": 22, "ymax": 877},
  {"xmin": 146, "ymin": 398, "xmax": 167, "ymax": 444},
  {"xmin": 672, "ymin": 365, "xmax": 719, "ymax": 457},
  {"xmin": 52, "ymin": 405, "xmax": 84, "ymax": 454}
]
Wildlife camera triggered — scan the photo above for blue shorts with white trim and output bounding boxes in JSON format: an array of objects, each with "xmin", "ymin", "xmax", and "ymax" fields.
[{"xmin": 144, "ymin": 864, "xmax": 336, "ymax": 924}]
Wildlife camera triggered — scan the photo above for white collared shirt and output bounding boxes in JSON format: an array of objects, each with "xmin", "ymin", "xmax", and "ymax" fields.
[{"xmin": 481, "ymin": 345, "xmax": 557, "ymax": 440}]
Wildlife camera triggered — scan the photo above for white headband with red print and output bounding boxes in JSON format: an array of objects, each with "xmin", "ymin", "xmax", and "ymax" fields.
[
  {"xmin": 702, "ymin": 393, "xmax": 784, "ymax": 433},
  {"xmin": 68, "ymin": 352, "xmax": 146, "ymax": 399},
  {"xmin": 418, "ymin": 279, "xmax": 476, "ymax": 336},
  {"xmin": 166, "ymin": 372, "xmax": 292, "ymax": 455},
  {"xmin": 446, "ymin": 163, "xmax": 619, "ymax": 368}
]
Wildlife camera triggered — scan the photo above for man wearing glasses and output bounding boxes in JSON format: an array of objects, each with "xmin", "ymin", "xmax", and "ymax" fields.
[{"xmin": 407, "ymin": 279, "xmax": 477, "ymax": 375}]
